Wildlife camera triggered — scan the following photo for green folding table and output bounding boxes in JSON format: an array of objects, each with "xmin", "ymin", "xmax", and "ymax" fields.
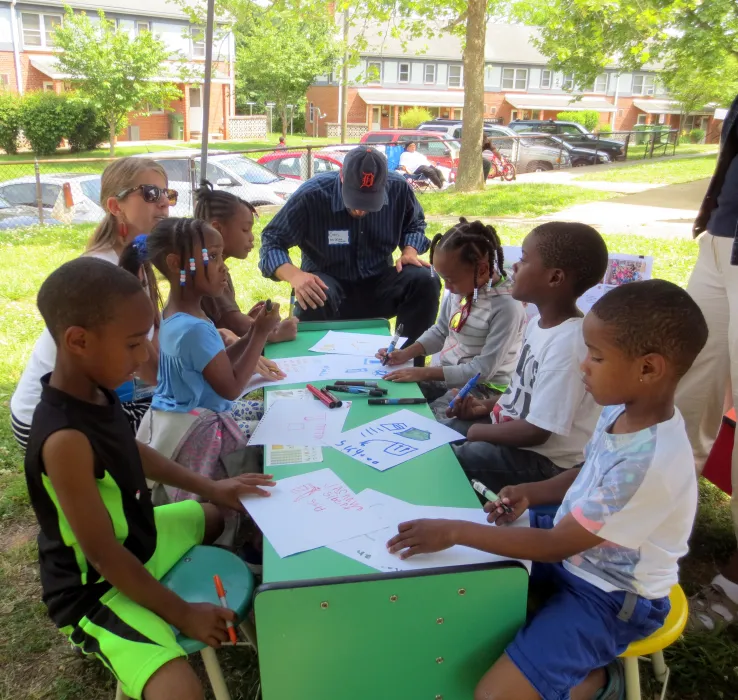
[{"xmin": 256, "ymin": 320, "xmax": 529, "ymax": 700}]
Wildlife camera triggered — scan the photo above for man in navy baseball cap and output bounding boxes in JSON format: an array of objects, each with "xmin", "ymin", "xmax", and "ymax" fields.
[{"xmin": 258, "ymin": 144, "xmax": 440, "ymax": 366}]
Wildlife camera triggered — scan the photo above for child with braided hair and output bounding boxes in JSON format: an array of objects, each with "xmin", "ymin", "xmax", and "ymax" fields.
[{"xmin": 378, "ymin": 217, "xmax": 526, "ymax": 418}]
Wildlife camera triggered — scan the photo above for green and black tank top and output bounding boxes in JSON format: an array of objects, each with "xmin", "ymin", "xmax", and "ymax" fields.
[{"xmin": 24, "ymin": 375, "xmax": 156, "ymax": 628}]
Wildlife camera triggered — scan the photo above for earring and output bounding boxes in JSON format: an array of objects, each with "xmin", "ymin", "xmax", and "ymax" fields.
[
  {"xmin": 201, "ymin": 248, "xmax": 209, "ymax": 266},
  {"xmin": 473, "ymin": 287, "xmax": 478, "ymax": 303},
  {"xmin": 189, "ymin": 257, "xmax": 196, "ymax": 277},
  {"xmin": 118, "ymin": 221, "xmax": 128, "ymax": 241},
  {"xmin": 179, "ymin": 269, "xmax": 186, "ymax": 287},
  {"xmin": 430, "ymin": 265, "xmax": 435, "ymax": 278}
]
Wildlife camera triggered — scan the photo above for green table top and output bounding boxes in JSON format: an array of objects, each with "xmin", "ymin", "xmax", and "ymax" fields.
[{"xmin": 262, "ymin": 319, "xmax": 482, "ymax": 585}]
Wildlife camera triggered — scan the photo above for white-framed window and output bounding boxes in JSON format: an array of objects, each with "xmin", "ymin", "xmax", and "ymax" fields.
[
  {"xmin": 398, "ymin": 63, "xmax": 410, "ymax": 83},
  {"xmin": 502, "ymin": 67, "xmax": 528, "ymax": 90},
  {"xmin": 424, "ymin": 64, "xmax": 436, "ymax": 84},
  {"xmin": 562, "ymin": 73, "xmax": 574, "ymax": 91},
  {"xmin": 309, "ymin": 103, "xmax": 314, "ymax": 123},
  {"xmin": 636, "ymin": 114, "xmax": 648, "ymax": 125},
  {"xmin": 0, "ymin": 74, "xmax": 9, "ymax": 88},
  {"xmin": 143, "ymin": 102, "xmax": 165, "ymax": 114},
  {"xmin": 21, "ymin": 12, "xmax": 62, "ymax": 48},
  {"xmin": 137, "ymin": 21, "xmax": 150, "ymax": 35},
  {"xmin": 510, "ymin": 110, "xmax": 519, "ymax": 122},
  {"xmin": 42, "ymin": 81, "xmax": 54, "ymax": 92},
  {"xmin": 448, "ymin": 65, "xmax": 463, "ymax": 87},
  {"xmin": 592, "ymin": 74, "xmax": 608, "ymax": 93},
  {"xmin": 540, "ymin": 69, "xmax": 552, "ymax": 89},
  {"xmin": 452, "ymin": 108, "xmax": 463, "ymax": 119},
  {"xmin": 367, "ymin": 61, "xmax": 382, "ymax": 84},
  {"xmin": 632, "ymin": 74, "xmax": 655, "ymax": 95},
  {"xmin": 191, "ymin": 27, "xmax": 205, "ymax": 58}
]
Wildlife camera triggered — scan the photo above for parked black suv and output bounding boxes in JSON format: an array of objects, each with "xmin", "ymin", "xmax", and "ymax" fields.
[{"xmin": 508, "ymin": 120, "xmax": 625, "ymax": 161}]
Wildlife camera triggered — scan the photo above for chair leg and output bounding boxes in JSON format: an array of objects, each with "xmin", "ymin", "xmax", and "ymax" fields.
[
  {"xmin": 651, "ymin": 650, "xmax": 667, "ymax": 682},
  {"xmin": 200, "ymin": 647, "xmax": 232, "ymax": 700},
  {"xmin": 239, "ymin": 619, "xmax": 258, "ymax": 649},
  {"xmin": 114, "ymin": 682, "xmax": 128, "ymax": 700},
  {"xmin": 623, "ymin": 657, "xmax": 642, "ymax": 700}
]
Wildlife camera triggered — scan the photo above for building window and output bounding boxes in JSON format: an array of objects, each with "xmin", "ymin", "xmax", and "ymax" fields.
[
  {"xmin": 424, "ymin": 64, "xmax": 436, "ymax": 84},
  {"xmin": 398, "ymin": 63, "xmax": 410, "ymax": 83},
  {"xmin": 502, "ymin": 67, "xmax": 528, "ymax": 90},
  {"xmin": 43, "ymin": 82, "xmax": 54, "ymax": 92},
  {"xmin": 452, "ymin": 108, "xmax": 463, "ymax": 119},
  {"xmin": 562, "ymin": 73, "xmax": 574, "ymax": 91},
  {"xmin": 592, "ymin": 74, "xmax": 608, "ymax": 93},
  {"xmin": 21, "ymin": 12, "xmax": 62, "ymax": 48},
  {"xmin": 143, "ymin": 102, "xmax": 164, "ymax": 114},
  {"xmin": 191, "ymin": 27, "xmax": 206, "ymax": 58},
  {"xmin": 637, "ymin": 114, "xmax": 648, "ymax": 125},
  {"xmin": 137, "ymin": 21, "xmax": 150, "ymax": 35},
  {"xmin": 367, "ymin": 61, "xmax": 382, "ymax": 84},
  {"xmin": 309, "ymin": 103, "xmax": 314, "ymax": 122},
  {"xmin": 540, "ymin": 69, "xmax": 552, "ymax": 89},
  {"xmin": 632, "ymin": 75, "xmax": 655, "ymax": 95},
  {"xmin": 0, "ymin": 74, "xmax": 9, "ymax": 89},
  {"xmin": 510, "ymin": 110, "xmax": 519, "ymax": 122},
  {"xmin": 448, "ymin": 65, "xmax": 463, "ymax": 88}
]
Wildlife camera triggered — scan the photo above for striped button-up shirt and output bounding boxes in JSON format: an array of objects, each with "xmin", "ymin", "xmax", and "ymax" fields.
[{"xmin": 258, "ymin": 171, "xmax": 429, "ymax": 281}]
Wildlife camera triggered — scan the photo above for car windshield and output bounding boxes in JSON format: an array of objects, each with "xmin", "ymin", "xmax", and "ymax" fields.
[
  {"xmin": 80, "ymin": 178, "xmax": 102, "ymax": 204},
  {"xmin": 215, "ymin": 157, "xmax": 280, "ymax": 185}
]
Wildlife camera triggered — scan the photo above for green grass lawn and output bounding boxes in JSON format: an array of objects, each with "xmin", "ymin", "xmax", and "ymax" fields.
[
  {"xmin": 420, "ymin": 184, "xmax": 615, "ymax": 218},
  {"xmin": 0, "ymin": 212, "xmax": 735, "ymax": 698},
  {"xmin": 575, "ymin": 155, "xmax": 718, "ymax": 185}
]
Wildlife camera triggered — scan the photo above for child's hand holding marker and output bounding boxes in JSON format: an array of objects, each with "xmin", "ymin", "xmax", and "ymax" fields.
[
  {"xmin": 256, "ymin": 357, "xmax": 286, "ymax": 381},
  {"xmin": 482, "ymin": 484, "xmax": 528, "ymax": 526},
  {"xmin": 376, "ymin": 345, "xmax": 413, "ymax": 367},
  {"xmin": 253, "ymin": 300, "xmax": 281, "ymax": 336}
]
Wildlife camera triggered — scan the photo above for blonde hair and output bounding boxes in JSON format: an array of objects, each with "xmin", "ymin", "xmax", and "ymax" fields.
[{"xmin": 86, "ymin": 157, "xmax": 168, "ymax": 254}]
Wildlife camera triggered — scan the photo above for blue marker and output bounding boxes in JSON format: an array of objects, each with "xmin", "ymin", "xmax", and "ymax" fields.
[
  {"xmin": 448, "ymin": 372, "xmax": 481, "ymax": 411},
  {"xmin": 381, "ymin": 323, "xmax": 404, "ymax": 366}
]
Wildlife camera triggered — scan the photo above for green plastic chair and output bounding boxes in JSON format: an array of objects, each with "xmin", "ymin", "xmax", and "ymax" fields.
[{"xmin": 115, "ymin": 545, "xmax": 256, "ymax": 700}]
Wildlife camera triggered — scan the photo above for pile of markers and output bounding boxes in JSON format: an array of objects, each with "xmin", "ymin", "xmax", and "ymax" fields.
[{"xmin": 305, "ymin": 381, "xmax": 427, "ymax": 408}]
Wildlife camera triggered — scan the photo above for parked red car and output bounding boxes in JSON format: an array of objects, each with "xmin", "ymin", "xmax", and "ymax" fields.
[
  {"xmin": 359, "ymin": 130, "xmax": 460, "ymax": 171},
  {"xmin": 257, "ymin": 151, "xmax": 345, "ymax": 180}
]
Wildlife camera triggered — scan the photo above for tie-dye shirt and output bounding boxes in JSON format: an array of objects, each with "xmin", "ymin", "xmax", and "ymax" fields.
[{"xmin": 554, "ymin": 404, "xmax": 697, "ymax": 599}]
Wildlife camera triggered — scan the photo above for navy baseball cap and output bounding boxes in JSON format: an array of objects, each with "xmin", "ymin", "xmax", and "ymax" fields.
[{"xmin": 341, "ymin": 147, "xmax": 388, "ymax": 212}]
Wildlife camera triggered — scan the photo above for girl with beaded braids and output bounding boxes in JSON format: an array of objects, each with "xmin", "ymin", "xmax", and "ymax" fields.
[
  {"xmin": 195, "ymin": 181, "xmax": 298, "ymax": 346},
  {"xmin": 377, "ymin": 217, "xmax": 527, "ymax": 419}
]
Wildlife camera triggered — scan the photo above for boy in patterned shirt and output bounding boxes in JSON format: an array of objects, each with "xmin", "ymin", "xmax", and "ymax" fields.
[{"xmin": 387, "ymin": 280, "xmax": 707, "ymax": 700}]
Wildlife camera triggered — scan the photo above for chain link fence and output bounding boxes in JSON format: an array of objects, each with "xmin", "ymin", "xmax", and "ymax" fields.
[{"xmin": 0, "ymin": 129, "xmax": 680, "ymax": 232}]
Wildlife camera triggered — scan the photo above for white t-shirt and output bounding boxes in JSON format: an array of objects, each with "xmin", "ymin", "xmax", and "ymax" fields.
[
  {"xmin": 555, "ymin": 404, "xmax": 698, "ymax": 599},
  {"xmin": 10, "ymin": 249, "xmax": 119, "ymax": 426},
  {"xmin": 491, "ymin": 316, "xmax": 600, "ymax": 469},
  {"xmin": 399, "ymin": 150, "xmax": 430, "ymax": 174}
]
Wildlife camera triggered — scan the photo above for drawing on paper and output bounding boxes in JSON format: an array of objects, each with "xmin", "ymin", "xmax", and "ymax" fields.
[
  {"xmin": 360, "ymin": 439, "xmax": 418, "ymax": 457},
  {"xmin": 605, "ymin": 257, "xmax": 648, "ymax": 286},
  {"xmin": 397, "ymin": 427, "xmax": 431, "ymax": 441}
]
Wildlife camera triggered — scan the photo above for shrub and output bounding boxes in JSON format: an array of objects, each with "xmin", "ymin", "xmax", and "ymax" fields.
[
  {"xmin": 400, "ymin": 107, "xmax": 434, "ymax": 129},
  {"xmin": 689, "ymin": 128, "xmax": 706, "ymax": 144},
  {"xmin": 19, "ymin": 91, "xmax": 70, "ymax": 156},
  {"xmin": 556, "ymin": 110, "xmax": 600, "ymax": 132},
  {"xmin": 65, "ymin": 97, "xmax": 109, "ymax": 152},
  {"xmin": 0, "ymin": 92, "xmax": 22, "ymax": 154},
  {"xmin": 597, "ymin": 123, "xmax": 613, "ymax": 134}
]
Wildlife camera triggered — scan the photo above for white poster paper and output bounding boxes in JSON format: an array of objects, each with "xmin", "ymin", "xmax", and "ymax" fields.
[
  {"xmin": 330, "ymin": 409, "xmax": 464, "ymax": 471},
  {"xmin": 264, "ymin": 389, "xmax": 323, "ymax": 467},
  {"xmin": 309, "ymin": 330, "xmax": 408, "ymax": 357},
  {"xmin": 240, "ymin": 468, "xmax": 380, "ymax": 558},
  {"xmin": 248, "ymin": 398, "xmax": 351, "ymax": 447}
]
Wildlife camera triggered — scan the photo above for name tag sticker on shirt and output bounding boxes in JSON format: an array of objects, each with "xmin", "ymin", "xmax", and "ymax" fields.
[{"xmin": 328, "ymin": 230, "xmax": 349, "ymax": 245}]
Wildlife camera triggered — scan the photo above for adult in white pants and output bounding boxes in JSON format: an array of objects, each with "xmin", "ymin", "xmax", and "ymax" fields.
[{"xmin": 676, "ymin": 93, "xmax": 738, "ymax": 632}]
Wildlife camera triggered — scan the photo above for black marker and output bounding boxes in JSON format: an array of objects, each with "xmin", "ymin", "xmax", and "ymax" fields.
[
  {"xmin": 265, "ymin": 299, "xmax": 273, "ymax": 312},
  {"xmin": 326, "ymin": 385, "xmax": 385, "ymax": 397},
  {"xmin": 368, "ymin": 398, "xmax": 427, "ymax": 406},
  {"xmin": 321, "ymin": 388, "xmax": 343, "ymax": 407},
  {"xmin": 335, "ymin": 381, "xmax": 380, "ymax": 388}
]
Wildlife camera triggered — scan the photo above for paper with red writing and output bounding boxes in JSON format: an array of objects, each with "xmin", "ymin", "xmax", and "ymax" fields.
[
  {"xmin": 239, "ymin": 468, "xmax": 381, "ymax": 557},
  {"xmin": 247, "ymin": 398, "xmax": 351, "ymax": 447}
]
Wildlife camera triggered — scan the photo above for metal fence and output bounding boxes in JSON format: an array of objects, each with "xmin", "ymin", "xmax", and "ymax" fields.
[{"xmin": 0, "ymin": 128, "xmax": 680, "ymax": 231}]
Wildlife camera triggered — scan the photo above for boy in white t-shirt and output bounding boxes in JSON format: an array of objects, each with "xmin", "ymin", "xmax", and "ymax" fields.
[
  {"xmin": 444, "ymin": 222, "xmax": 609, "ymax": 492},
  {"xmin": 388, "ymin": 279, "xmax": 707, "ymax": 700}
]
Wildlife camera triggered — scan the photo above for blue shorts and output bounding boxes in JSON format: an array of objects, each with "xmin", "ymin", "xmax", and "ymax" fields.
[{"xmin": 506, "ymin": 514, "xmax": 670, "ymax": 700}]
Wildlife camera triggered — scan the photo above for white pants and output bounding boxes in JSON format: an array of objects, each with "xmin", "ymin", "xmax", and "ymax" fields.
[{"xmin": 675, "ymin": 234, "xmax": 737, "ymax": 535}]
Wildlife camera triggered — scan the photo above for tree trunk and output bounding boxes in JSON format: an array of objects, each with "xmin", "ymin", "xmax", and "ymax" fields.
[
  {"xmin": 455, "ymin": 0, "xmax": 486, "ymax": 193},
  {"xmin": 281, "ymin": 105, "xmax": 288, "ymax": 138},
  {"xmin": 108, "ymin": 119, "xmax": 117, "ymax": 157}
]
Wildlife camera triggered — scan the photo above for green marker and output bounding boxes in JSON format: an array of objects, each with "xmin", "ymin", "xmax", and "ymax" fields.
[{"xmin": 471, "ymin": 479, "xmax": 513, "ymax": 515}]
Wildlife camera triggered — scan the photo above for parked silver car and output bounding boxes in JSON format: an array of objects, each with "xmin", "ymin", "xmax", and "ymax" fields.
[{"xmin": 418, "ymin": 120, "xmax": 571, "ymax": 172}]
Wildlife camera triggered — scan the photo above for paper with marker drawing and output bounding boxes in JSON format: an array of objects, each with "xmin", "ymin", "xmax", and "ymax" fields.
[
  {"xmin": 264, "ymin": 389, "xmax": 322, "ymax": 467},
  {"xmin": 330, "ymin": 409, "xmax": 464, "ymax": 472},
  {"xmin": 241, "ymin": 354, "xmax": 412, "ymax": 394},
  {"xmin": 309, "ymin": 330, "xmax": 408, "ymax": 357},
  {"xmin": 329, "ymin": 489, "xmax": 532, "ymax": 573},
  {"xmin": 248, "ymin": 398, "xmax": 351, "ymax": 447},
  {"xmin": 240, "ymin": 468, "xmax": 381, "ymax": 558}
]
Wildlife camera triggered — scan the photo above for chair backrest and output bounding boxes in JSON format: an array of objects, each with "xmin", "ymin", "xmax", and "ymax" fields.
[{"xmin": 386, "ymin": 144, "xmax": 404, "ymax": 171}]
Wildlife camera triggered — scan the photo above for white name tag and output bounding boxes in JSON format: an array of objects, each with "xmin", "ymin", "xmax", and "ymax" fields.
[{"xmin": 328, "ymin": 230, "xmax": 349, "ymax": 245}]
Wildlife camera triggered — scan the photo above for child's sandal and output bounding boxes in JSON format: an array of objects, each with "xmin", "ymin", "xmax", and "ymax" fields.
[{"xmin": 595, "ymin": 659, "xmax": 625, "ymax": 700}]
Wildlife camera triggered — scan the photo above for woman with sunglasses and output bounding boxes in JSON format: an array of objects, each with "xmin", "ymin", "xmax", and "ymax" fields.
[
  {"xmin": 10, "ymin": 158, "xmax": 177, "ymax": 449},
  {"xmin": 377, "ymin": 218, "xmax": 527, "ymax": 419}
]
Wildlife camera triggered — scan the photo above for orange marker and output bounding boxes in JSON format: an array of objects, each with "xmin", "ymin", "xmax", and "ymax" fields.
[{"xmin": 213, "ymin": 575, "xmax": 238, "ymax": 644}]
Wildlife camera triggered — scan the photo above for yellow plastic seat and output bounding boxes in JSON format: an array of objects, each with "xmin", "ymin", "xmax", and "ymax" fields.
[{"xmin": 619, "ymin": 584, "xmax": 688, "ymax": 700}]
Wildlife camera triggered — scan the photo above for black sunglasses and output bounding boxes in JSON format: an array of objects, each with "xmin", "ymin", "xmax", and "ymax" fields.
[{"xmin": 117, "ymin": 184, "xmax": 178, "ymax": 206}]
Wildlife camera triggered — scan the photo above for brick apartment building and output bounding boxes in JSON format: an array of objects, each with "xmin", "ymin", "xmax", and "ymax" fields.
[
  {"xmin": 0, "ymin": 0, "xmax": 235, "ymax": 142},
  {"xmin": 307, "ymin": 22, "xmax": 723, "ymax": 141}
]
